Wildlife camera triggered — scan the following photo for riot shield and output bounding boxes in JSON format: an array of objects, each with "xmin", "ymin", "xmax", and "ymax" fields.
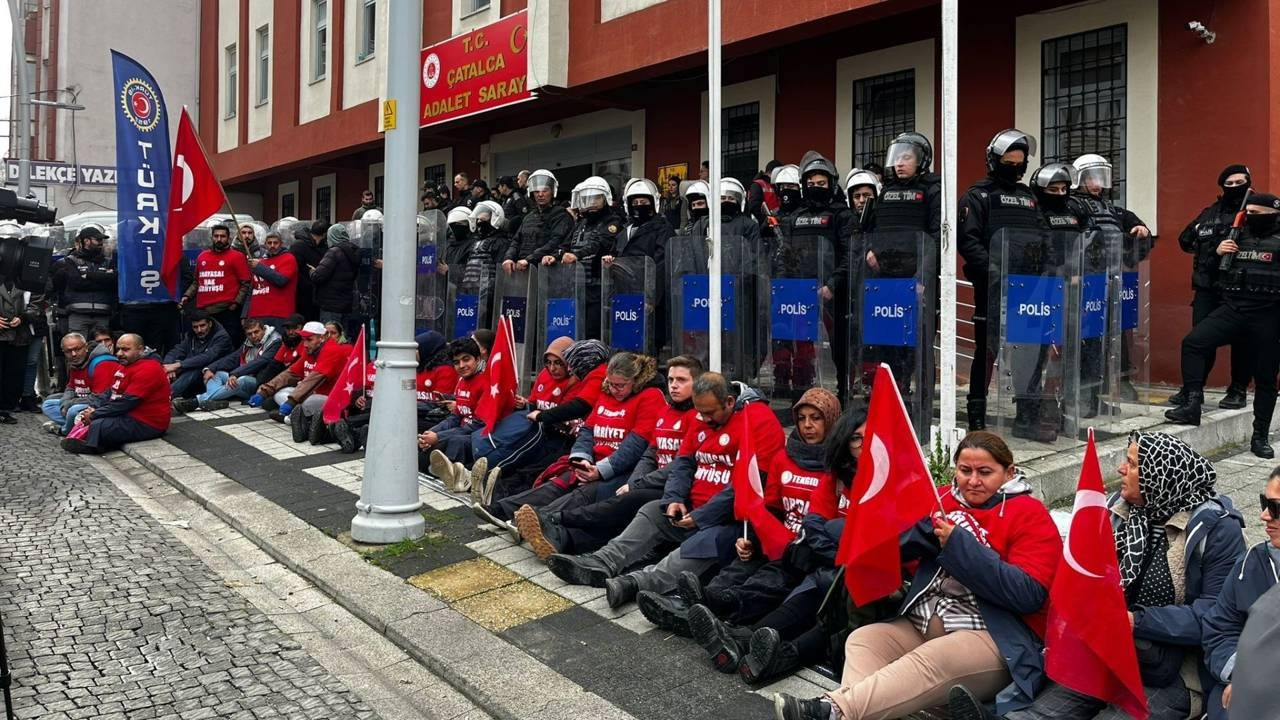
[
  {"xmin": 494, "ymin": 262, "xmax": 536, "ymax": 386},
  {"xmin": 987, "ymin": 229, "xmax": 1069, "ymax": 443},
  {"xmin": 666, "ymin": 233, "xmax": 769, "ymax": 384},
  {"xmin": 769, "ymin": 226, "xmax": 840, "ymax": 407},
  {"xmin": 415, "ymin": 211, "xmax": 448, "ymax": 334},
  {"xmin": 601, "ymin": 256, "xmax": 656, "ymax": 356},
  {"xmin": 1063, "ymin": 228, "xmax": 1112, "ymax": 429},
  {"xmin": 1113, "ymin": 227, "xmax": 1151, "ymax": 410},
  {"xmin": 533, "ymin": 262, "xmax": 588, "ymax": 352},
  {"xmin": 854, "ymin": 231, "xmax": 937, "ymax": 441},
  {"xmin": 182, "ymin": 227, "xmax": 209, "ymax": 265},
  {"xmin": 348, "ymin": 218, "xmax": 383, "ymax": 342}
]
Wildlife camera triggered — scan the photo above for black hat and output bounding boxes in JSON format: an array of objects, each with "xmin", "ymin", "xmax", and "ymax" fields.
[
  {"xmin": 497, "ymin": 175, "xmax": 516, "ymax": 189},
  {"xmin": 76, "ymin": 226, "xmax": 106, "ymax": 240},
  {"xmin": 1219, "ymin": 164, "xmax": 1252, "ymax": 188},
  {"xmin": 283, "ymin": 313, "xmax": 306, "ymax": 329},
  {"xmin": 1247, "ymin": 192, "xmax": 1280, "ymax": 210},
  {"xmin": 471, "ymin": 179, "xmax": 489, "ymax": 191}
]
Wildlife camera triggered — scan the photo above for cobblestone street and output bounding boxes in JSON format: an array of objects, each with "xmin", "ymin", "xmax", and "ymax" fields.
[{"xmin": 0, "ymin": 415, "xmax": 469, "ymax": 720}]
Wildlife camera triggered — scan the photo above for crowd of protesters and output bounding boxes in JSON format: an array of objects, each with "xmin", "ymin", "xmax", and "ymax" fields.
[{"xmin": 3, "ymin": 127, "xmax": 1279, "ymax": 719}]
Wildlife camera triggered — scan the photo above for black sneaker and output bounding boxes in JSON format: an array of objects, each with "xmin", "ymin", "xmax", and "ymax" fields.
[
  {"xmin": 605, "ymin": 575, "xmax": 639, "ymax": 609},
  {"xmin": 201, "ymin": 399, "xmax": 231, "ymax": 411},
  {"xmin": 60, "ymin": 437, "xmax": 99, "ymax": 454},
  {"xmin": 676, "ymin": 571, "xmax": 706, "ymax": 608},
  {"xmin": 332, "ymin": 419, "xmax": 357, "ymax": 453},
  {"xmin": 290, "ymin": 412, "xmax": 310, "ymax": 443},
  {"xmin": 636, "ymin": 591, "xmax": 691, "ymax": 635},
  {"xmin": 772, "ymin": 694, "xmax": 832, "ymax": 720},
  {"xmin": 948, "ymin": 685, "xmax": 998, "ymax": 720},
  {"xmin": 741, "ymin": 627, "xmax": 783, "ymax": 685},
  {"xmin": 172, "ymin": 398, "xmax": 200, "ymax": 413},
  {"xmin": 0, "ymin": 412, "xmax": 17, "ymax": 425},
  {"xmin": 546, "ymin": 553, "xmax": 611, "ymax": 588},
  {"xmin": 688, "ymin": 604, "xmax": 746, "ymax": 673}
]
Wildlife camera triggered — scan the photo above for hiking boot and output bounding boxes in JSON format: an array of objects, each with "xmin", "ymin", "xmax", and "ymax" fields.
[
  {"xmin": 1167, "ymin": 388, "xmax": 1188, "ymax": 406},
  {"xmin": 966, "ymin": 399, "xmax": 986, "ymax": 431},
  {"xmin": 741, "ymin": 627, "xmax": 802, "ymax": 686},
  {"xmin": 428, "ymin": 450, "xmax": 456, "ymax": 489},
  {"xmin": 290, "ymin": 412, "xmax": 311, "ymax": 443},
  {"xmin": 772, "ymin": 694, "xmax": 833, "ymax": 720},
  {"xmin": 468, "ymin": 458, "xmax": 488, "ymax": 504},
  {"xmin": 546, "ymin": 553, "xmax": 611, "ymax": 588},
  {"xmin": 676, "ymin": 571, "xmax": 706, "ymax": 608},
  {"xmin": 605, "ymin": 575, "xmax": 639, "ymax": 609},
  {"xmin": 515, "ymin": 505, "xmax": 563, "ymax": 561},
  {"xmin": 1252, "ymin": 431, "xmax": 1275, "ymax": 459},
  {"xmin": 636, "ymin": 591, "xmax": 691, "ymax": 635},
  {"xmin": 688, "ymin": 604, "xmax": 750, "ymax": 673},
  {"xmin": 201, "ymin": 399, "xmax": 231, "ymax": 411},
  {"xmin": 332, "ymin": 419, "xmax": 357, "ymax": 453},
  {"xmin": 948, "ymin": 685, "xmax": 999, "ymax": 720},
  {"xmin": 172, "ymin": 398, "xmax": 200, "ymax": 413},
  {"xmin": 1164, "ymin": 392, "xmax": 1203, "ymax": 426},
  {"xmin": 1220, "ymin": 385, "xmax": 1248, "ymax": 410}
]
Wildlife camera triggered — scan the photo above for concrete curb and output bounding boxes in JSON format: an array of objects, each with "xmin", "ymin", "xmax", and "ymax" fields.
[
  {"xmin": 118, "ymin": 440, "xmax": 637, "ymax": 720},
  {"xmin": 1021, "ymin": 406, "xmax": 1275, "ymax": 507}
]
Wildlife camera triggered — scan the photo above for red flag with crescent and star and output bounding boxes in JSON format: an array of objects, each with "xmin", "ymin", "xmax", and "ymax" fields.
[
  {"xmin": 1045, "ymin": 429, "xmax": 1148, "ymax": 720},
  {"xmin": 164, "ymin": 106, "xmax": 228, "ymax": 296},
  {"xmin": 474, "ymin": 315, "xmax": 517, "ymax": 436},
  {"xmin": 835, "ymin": 364, "xmax": 939, "ymax": 605},
  {"xmin": 321, "ymin": 327, "xmax": 368, "ymax": 424},
  {"xmin": 731, "ymin": 422, "xmax": 794, "ymax": 561}
]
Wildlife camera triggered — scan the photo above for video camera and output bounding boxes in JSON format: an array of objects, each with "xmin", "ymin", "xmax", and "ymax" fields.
[
  {"xmin": 0, "ymin": 226, "xmax": 55, "ymax": 293},
  {"xmin": 0, "ymin": 188, "xmax": 57, "ymax": 224}
]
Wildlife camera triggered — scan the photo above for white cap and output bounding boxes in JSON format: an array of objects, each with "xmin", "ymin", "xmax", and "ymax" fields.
[{"xmin": 299, "ymin": 321, "xmax": 327, "ymax": 337}]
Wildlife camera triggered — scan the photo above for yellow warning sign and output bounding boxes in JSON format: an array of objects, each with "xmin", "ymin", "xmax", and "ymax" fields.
[{"xmin": 380, "ymin": 99, "xmax": 397, "ymax": 132}]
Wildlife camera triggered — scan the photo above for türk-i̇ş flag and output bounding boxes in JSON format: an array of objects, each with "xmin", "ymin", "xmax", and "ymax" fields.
[
  {"xmin": 1045, "ymin": 429, "xmax": 1148, "ymax": 720},
  {"xmin": 164, "ymin": 106, "xmax": 227, "ymax": 296},
  {"xmin": 835, "ymin": 363, "xmax": 940, "ymax": 605},
  {"xmin": 321, "ymin": 326, "xmax": 368, "ymax": 424},
  {"xmin": 474, "ymin": 315, "xmax": 517, "ymax": 435},
  {"xmin": 731, "ymin": 422, "xmax": 793, "ymax": 561}
]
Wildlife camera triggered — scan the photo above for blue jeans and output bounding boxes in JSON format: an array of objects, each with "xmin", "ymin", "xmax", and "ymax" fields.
[
  {"xmin": 41, "ymin": 396, "xmax": 90, "ymax": 433},
  {"xmin": 197, "ymin": 372, "xmax": 259, "ymax": 405},
  {"xmin": 170, "ymin": 369, "xmax": 205, "ymax": 398},
  {"xmin": 23, "ymin": 340, "xmax": 43, "ymax": 398}
]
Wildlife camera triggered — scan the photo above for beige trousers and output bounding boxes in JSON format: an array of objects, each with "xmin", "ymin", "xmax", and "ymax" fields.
[{"xmin": 826, "ymin": 618, "xmax": 1011, "ymax": 720}]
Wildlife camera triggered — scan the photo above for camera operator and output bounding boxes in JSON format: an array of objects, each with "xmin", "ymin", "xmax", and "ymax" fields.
[
  {"xmin": 0, "ymin": 272, "xmax": 43, "ymax": 424},
  {"xmin": 51, "ymin": 226, "xmax": 117, "ymax": 338}
]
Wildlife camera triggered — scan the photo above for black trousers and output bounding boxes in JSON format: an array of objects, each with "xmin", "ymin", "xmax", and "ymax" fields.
[
  {"xmin": 209, "ymin": 307, "xmax": 244, "ymax": 347},
  {"xmin": 0, "ymin": 342, "xmax": 28, "ymax": 412},
  {"xmin": 1191, "ymin": 289, "xmax": 1252, "ymax": 390},
  {"xmin": 119, "ymin": 303, "xmax": 181, "ymax": 357},
  {"xmin": 1181, "ymin": 300, "xmax": 1280, "ymax": 434},
  {"xmin": 969, "ymin": 283, "xmax": 993, "ymax": 402},
  {"xmin": 85, "ymin": 415, "xmax": 165, "ymax": 451},
  {"xmin": 556, "ymin": 487, "xmax": 660, "ymax": 555}
]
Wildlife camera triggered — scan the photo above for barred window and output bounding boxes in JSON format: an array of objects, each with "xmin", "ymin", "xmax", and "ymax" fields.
[
  {"xmin": 423, "ymin": 164, "xmax": 446, "ymax": 189},
  {"xmin": 852, "ymin": 69, "xmax": 915, "ymax": 170},
  {"xmin": 722, "ymin": 102, "xmax": 760, "ymax": 186},
  {"xmin": 1041, "ymin": 24, "xmax": 1127, "ymax": 204}
]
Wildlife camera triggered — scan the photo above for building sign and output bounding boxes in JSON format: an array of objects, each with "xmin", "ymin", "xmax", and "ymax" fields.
[
  {"xmin": 4, "ymin": 159, "xmax": 117, "ymax": 187},
  {"xmin": 419, "ymin": 11, "xmax": 532, "ymax": 127}
]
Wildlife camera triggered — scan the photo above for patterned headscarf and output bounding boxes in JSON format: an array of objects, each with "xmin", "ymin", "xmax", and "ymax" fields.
[
  {"xmin": 563, "ymin": 339, "xmax": 609, "ymax": 380},
  {"xmin": 1116, "ymin": 431, "xmax": 1216, "ymax": 588}
]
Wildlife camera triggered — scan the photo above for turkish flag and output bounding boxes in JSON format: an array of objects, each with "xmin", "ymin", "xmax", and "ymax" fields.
[
  {"xmin": 474, "ymin": 315, "xmax": 517, "ymax": 435},
  {"xmin": 835, "ymin": 364, "xmax": 939, "ymax": 605},
  {"xmin": 321, "ymin": 327, "xmax": 368, "ymax": 424},
  {"xmin": 732, "ymin": 423, "xmax": 794, "ymax": 561},
  {"xmin": 1045, "ymin": 430, "xmax": 1148, "ymax": 720},
  {"xmin": 164, "ymin": 107, "xmax": 228, "ymax": 296}
]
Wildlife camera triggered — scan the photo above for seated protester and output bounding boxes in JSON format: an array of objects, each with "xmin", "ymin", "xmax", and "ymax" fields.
[
  {"xmin": 465, "ymin": 336, "xmax": 575, "ymax": 505},
  {"xmin": 515, "ymin": 355, "xmax": 704, "ymax": 560},
  {"xmin": 1226, "ymin": 582, "xmax": 1280, "ymax": 720},
  {"xmin": 707, "ymin": 405, "xmax": 876, "ymax": 685},
  {"xmin": 546, "ymin": 372, "xmax": 786, "ymax": 609},
  {"xmin": 420, "ymin": 337, "xmax": 489, "ymax": 490},
  {"xmin": 162, "ymin": 310, "xmax": 234, "ymax": 403},
  {"xmin": 42, "ymin": 332, "xmax": 119, "ymax": 435},
  {"xmin": 775, "ymin": 431, "xmax": 1062, "ymax": 720},
  {"xmin": 324, "ymin": 321, "xmax": 346, "ymax": 344},
  {"xmin": 248, "ymin": 321, "xmax": 349, "ymax": 443},
  {"xmin": 637, "ymin": 387, "xmax": 840, "ymax": 636},
  {"xmin": 476, "ymin": 339, "xmax": 611, "ymax": 511},
  {"xmin": 950, "ymin": 431, "xmax": 1245, "ymax": 720},
  {"xmin": 254, "ymin": 314, "xmax": 305, "ymax": 387},
  {"xmin": 62, "ymin": 334, "xmax": 171, "ymax": 454},
  {"xmin": 246, "ymin": 231, "xmax": 299, "ymax": 328},
  {"xmin": 186, "ymin": 318, "xmax": 283, "ymax": 411},
  {"xmin": 1201, "ymin": 469, "xmax": 1280, "ymax": 720},
  {"xmin": 473, "ymin": 351, "xmax": 665, "ymax": 529}
]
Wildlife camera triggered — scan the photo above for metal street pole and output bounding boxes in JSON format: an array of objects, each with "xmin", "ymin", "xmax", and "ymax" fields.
[
  {"xmin": 938, "ymin": 0, "xmax": 959, "ymax": 448},
  {"xmin": 352, "ymin": 0, "xmax": 425, "ymax": 543},
  {"xmin": 8, "ymin": 0, "xmax": 31, "ymax": 197},
  {"xmin": 707, "ymin": 0, "xmax": 722, "ymax": 372}
]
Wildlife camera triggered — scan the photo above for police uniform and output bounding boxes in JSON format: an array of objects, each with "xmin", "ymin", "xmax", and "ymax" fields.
[
  {"xmin": 1178, "ymin": 200, "xmax": 1251, "ymax": 399},
  {"xmin": 563, "ymin": 208, "xmax": 622, "ymax": 339},
  {"xmin": 958, "ymin": 176, "xmax": 1044, "ymax": 429}
]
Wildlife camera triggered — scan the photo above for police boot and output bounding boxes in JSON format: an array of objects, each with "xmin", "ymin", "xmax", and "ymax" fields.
[
  {"xmin": 1164, "ymin": 392, "xmax": 1203, "ymax": 426},
  {"xmin": 1167, "ymin": 387, "xmax": 1189, "ymax": 407},
  {"xmin": 966, "ymin": 399, "xmax": 986, "ymax": 431},
  {"xmin": 1037, "ymin": 399, "xmax": 1062, "ymax": 442},
  {"xmin": 1010, "ymin": 401, "xmax": 1037, "ymax": 440},
  {"xmin": 1220, "ymin": 385, "xmax": 1248, "ymax": 410},
  {"xmin": 1251, "ymin": 431, "xmax": 1275, "ymax": 459}
]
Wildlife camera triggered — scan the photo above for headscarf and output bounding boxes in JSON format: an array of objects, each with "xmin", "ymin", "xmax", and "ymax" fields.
[
  {"xmin": 563, "ymin": 339, "xmax": 609, "ymax": 380},
  {"xmin": 326, "ymin": 223, "xmax": 351, "ymax": 245},
  {"xmin": 792, "ymin": 387, "xmax": 840, "ymax": 429},
  {"xmin": 544, "ymin": 336, "xmax": 573, "ymax": 364},
  {"xmin": 1116, "ymin": 431, "xmax": 1216, "ymax": 589},
  {"xmin": 415, "ymin": 331, "xmax": 447, "ymax": 371}
]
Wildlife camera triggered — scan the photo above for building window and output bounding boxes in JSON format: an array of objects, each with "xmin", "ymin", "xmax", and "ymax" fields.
[
  {"xmin": 462, "ymin": 0, "xmax": 490, "ymax": 17},
  {"xmin": 312, "ymin": 0, "xmax": 328, "ymax": 81},
  {"xmin": 255, "ymin": 26, "xmax": 270, "ymax": 105},
  {"xmin": 373, "ymin": 175, "xmax": 384, "ymax": 206},
  {"xmin": 852, "ymin": 69, "xmax": 915, "ymax": 170},
  {"xmin": 315, "ymin": 185, "xmax": 333, "ymax": 222},
  {"xmin": 423, "ymin": 164, "xmax": 446, "ymax": 190},
  {"xmin": 357, "ymin": 0, "xmax": 376, "ymax": 61},
  {"xmin": 224, "ymin": 44, "xmax": 237, "ymax": 118},
  {"xmin": 722, "ymin": 102, "xmax": 759, "ymax": 186},
  {"xmin": 1041, "ymin": 24, "xmax": 1127, "ymax": 204},
  {"xmin": 281, "ymin": 192, "xmax": 296, "ymax": 218}
]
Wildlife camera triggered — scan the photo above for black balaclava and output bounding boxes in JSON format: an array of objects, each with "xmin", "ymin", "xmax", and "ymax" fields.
[
  {"xmin": 992, "ymin": 160, "xmax": 1029, "ymax": 184},
  {"xmin": 1219, "ymin": 163, "xmax": 1252, "ymax": 210},
  {"xmin": 778, "ymin": 187, "xmax": 802, "ymax": 211},
  {"xmin": 629, "ymin": 200, "xmax": 655, "ymax": 223},
  {"xmin": 1246, "ymin": 193, "xmax": 1280, "ymax": 236}
]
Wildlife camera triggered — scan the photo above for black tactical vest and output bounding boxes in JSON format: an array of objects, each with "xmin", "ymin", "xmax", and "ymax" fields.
[
  {"xmin": 1075, "ymin": 194, "xmax": 1123, "ymax": 232},
  {"xmin": 1220, "ymin": 232, "xmax": 1280, "ymax": 297},
  {"xmin": 780, "ymin": 206, "xmax": 838, "ymax": 278},
  {"xmin": 875, "ymin": 181, "xmax": 930, "ymax": 232},
  {"xmin": 984, "ymin": 185, "xmax": 1042, "ymax": 239}
]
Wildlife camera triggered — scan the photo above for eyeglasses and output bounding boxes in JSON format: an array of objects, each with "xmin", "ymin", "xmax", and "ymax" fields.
[
  {"xmin": 1261, "ymin": 494, "xmax": 1280, "ymax": 518},
  {"xmin": 606, "ymin": 380, "xmax": 633, "ymax": 392}
]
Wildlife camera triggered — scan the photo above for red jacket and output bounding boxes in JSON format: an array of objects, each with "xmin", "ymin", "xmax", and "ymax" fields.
[{"xmin": 766, "ymin": 448, "xmax": 832, "ymax": 532}]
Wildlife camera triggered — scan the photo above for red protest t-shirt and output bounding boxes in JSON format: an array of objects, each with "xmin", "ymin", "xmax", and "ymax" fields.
[
  {"xmin": 766, "ymin": 450, "xmax": 833, "ymax": 533},
  {"xmin": 107, "ymin": 357, "xmax": 172, "ymax": 431},
  {"xmin": 68, "ymin": 358, "xmax": 118, "ymax": 398},
  {"xmin": 452, "ymin": 369, "xmax": 488, "ymax": 420},
  {"xmin": 273, "ymin": 342, "xmax": 302, "ymax": 366},
  {"xmin": 680, "ymin": 402, "xmax": 786, "ymax": 510},
  {"xmin": 286, "ymin": 339, "xmax": 349, "ymax": 396},
  {"xmin": 527, "ymin": 368, "xmax": 574, "ymax": 411},
  {"xmin": 585, "ymin": 386, "xmax": 665, "ymax": 460},
  {"xmin": 653, "ymin": 405, "xmax": 696, "ymax": 469},
  {"xmin": 249, "ymin": 252, "xmax": 298, "ymax": 318},
  {"xmin": 194, "ymin": 248, "xmax": 252, "ymax": 308},
  {"xmin": 809, "ymin": 473, "xmax": 852, "ymax": 521},
  {"xmin": 417, "ymin": 365, "xmax": 459, "ymax": 402}
]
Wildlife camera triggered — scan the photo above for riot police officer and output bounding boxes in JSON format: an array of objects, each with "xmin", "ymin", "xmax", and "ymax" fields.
[
  {"xmin": 561, "ymin": 176, "xmax": 622, "ymax": 338},
  {"xmin": 52, "ymin": 226, "xmax": 117, "ymax": 338},
  {"xmin": 958, "ymin": 129, "xmax": 1043, "ymax": 431},
  {"xmin": 459, "ymin": 200, "xmax": 506, "ymax": 324},
  {"xmin": 503, "ymin": 169, "xmax": 572, "ymax": 273},
  {"xmin": 844, "ymin": 168, "xmax": 880, "ymax": 225},
  {"xmin": 772, "ymin": 164, "xmax": 802, "ymax": 220},
  {"xmin": 1166, "ymin": 193, "xmax": 1280, "ymax": 458},
  {"xmin": 611, "ymin": 178, "xmax": 673, "ymax": 266},
  {"xmin": 777, "ymin": 153, "xmax": 855, "ymax": 401},
  {"xmin": 1171, "ymin": 164, "xmax": 1253, "ymax": 410},
  {"xmin": 439, "ymin": 205, "xmax": 473, "ymax": 277},
  {"xmin": 679, "ymin": 180, "xmax": 711, "ymax": 235}
]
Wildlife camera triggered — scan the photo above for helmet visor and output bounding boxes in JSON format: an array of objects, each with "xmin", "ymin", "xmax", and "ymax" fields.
[
  {"xmin": 573, "ymin": 188, "xmax": 608, "ymax": 210},
  {"xmin": 1077, "ymin": 166, "xmax": 1112, "ymax": 190},
  {"xmin": 884, "ymin": 142, "xmax": 923, "ymax": 178},
  {"xmin": 528, "ymin": 174, "xmax": 555, "ymax": 193}
]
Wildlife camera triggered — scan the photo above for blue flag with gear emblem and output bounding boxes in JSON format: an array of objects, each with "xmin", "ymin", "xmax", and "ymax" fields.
[{"xmin": 111, "ymin": 50, "xmax": 174, "ymax": 303}]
